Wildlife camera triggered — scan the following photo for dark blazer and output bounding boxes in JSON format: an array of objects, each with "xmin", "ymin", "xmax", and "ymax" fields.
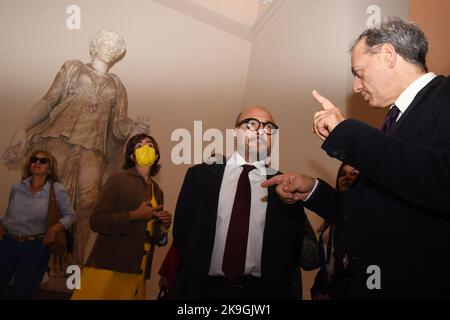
[
  {"xmin": 172, "ymin": 162, "xmax": 306, "ymax": 300},
  {"xmin": 86, "ymin": 168, "xmax": 166, "ymax": 279},
  {"xmin": 306, "ymin": 76, "xmax": 450, "ymax": 299}
]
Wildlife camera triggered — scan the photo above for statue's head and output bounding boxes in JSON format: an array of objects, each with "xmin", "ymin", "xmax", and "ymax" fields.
[{"xmin": 89, "ymin": 30, "xmax": 126, "ymax": 65}]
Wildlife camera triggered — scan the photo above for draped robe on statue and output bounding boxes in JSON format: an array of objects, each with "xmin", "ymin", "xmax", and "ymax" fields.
[{"xmin": 27, "ymin": 59, "xmax": 134, "ymax": 267}]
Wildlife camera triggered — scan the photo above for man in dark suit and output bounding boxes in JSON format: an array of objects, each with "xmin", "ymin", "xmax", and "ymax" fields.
[
  {"xmin": 172, "ymin": 107, "xmax": 306, "ymax": 300},
  {"xmin": 263, "ymin": 17, "xmax": 450, "ymax": 299}
]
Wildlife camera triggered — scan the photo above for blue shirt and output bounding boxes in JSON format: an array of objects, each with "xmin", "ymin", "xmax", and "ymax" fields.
[{"xmin": 1, "ymin": 177, "xmax": 76, "ymax": 236}]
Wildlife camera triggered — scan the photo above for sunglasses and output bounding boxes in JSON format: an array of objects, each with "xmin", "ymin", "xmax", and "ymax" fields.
[{"xmin": 30, "ymin": 156, "xmax": 49, "ymax": 165}]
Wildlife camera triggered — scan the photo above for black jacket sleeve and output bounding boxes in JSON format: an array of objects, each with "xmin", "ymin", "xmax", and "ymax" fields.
[
  {"xmin": 172, "ymin": 167, "xmax": 195, "ymax": 257},
  {"xmin": 304, "ymin": 179, "xmax": 344, "ymax": 223},
  {"xmin": 322, "ymin": 118, "xmax": 450, "ymax": 214}
]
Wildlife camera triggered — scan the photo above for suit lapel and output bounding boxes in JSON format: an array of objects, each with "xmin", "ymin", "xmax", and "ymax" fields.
[
  {"xmin": 390, "ymin": 76, "xmax": 443, "ymax": 135},
  {"xmin": 261, "ymin": 172, "xmax": 278, "ymax": 277},
  {"xmin": 265, "ymin": 173, "xmax": 278, "ymax": 207},
  {"xmin": 202, "ymin": 164, "xmax": 226, "ymax": 243}
]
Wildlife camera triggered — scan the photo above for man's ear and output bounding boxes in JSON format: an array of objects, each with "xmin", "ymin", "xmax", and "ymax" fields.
[{"xmin": 381, "ymin": 43, "xmax": 397, "ymax": 68}]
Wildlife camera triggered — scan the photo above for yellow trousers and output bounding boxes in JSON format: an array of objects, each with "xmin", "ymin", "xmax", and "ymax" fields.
[{"xmin": 71, "ymin": 196, "xmax": 158, "ymax": 300}]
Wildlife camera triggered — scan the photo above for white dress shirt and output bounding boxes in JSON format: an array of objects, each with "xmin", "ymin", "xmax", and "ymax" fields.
[
  {"xmin": 208, "ymin": 152, "xmax": 268, "ymax": 277},
  {"xmin": 393, "ymin": 72, "xmax": 436, "ymax": 120}
]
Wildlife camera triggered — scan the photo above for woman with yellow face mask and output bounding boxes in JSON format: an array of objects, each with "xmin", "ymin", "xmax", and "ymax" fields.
[{"xmin": 71, "ymin": 133, "xmax": 172, "ymax": 300}]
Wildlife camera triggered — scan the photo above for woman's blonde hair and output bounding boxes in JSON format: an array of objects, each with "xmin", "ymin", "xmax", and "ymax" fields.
[{"xmin": 21, "ymin": 150, "xmax": 60, "ymax": 182}]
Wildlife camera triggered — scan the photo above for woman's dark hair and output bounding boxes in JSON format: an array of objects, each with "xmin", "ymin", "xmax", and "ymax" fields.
[
  {"xmin": 335, "ymin": 163, "xmax": 360, "ymax": 191},
  {"xmin": 22, "ymin": 149, "xmax": 60, "ymax": 182},
  {"xmin": 122, "ymin": 133, "xmax": 161, "ymax": 176}
]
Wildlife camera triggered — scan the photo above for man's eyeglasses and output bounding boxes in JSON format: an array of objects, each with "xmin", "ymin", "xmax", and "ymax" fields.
[
  {"xmin": 30, "ymin": 156, "xmax": 49, "ymax": 165},
  {"xmin": 236, "ymin": 118, "xmax": 279, "ymax": 135}
]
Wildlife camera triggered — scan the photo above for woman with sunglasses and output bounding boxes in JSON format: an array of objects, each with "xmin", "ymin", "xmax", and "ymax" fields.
[
  {"xmin": 71, "ymin": 133, "xmax": 172, "ymax": 300},
  {"xmin": 0, "ymin": 150, "xmax": 76, "ymax": 299}
]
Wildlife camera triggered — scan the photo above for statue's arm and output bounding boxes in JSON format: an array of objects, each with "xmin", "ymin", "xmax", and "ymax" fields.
[{"xmin": 3, "ymin": 61, "xmax": 70, "ymax": 164}]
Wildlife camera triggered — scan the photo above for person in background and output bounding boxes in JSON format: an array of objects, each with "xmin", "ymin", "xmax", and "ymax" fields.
[
  {"xmin": 157, "ymin": 243, "xmax": 179, "ymax": 300},
  {"xmin": 311, "ymin": 163, "xmax": 359, "ymax": 300},
  {"xmin": 71, "ymin": 133, "xmax": 171, "ymax": 300},
  {"xmin": 0, "ymin": 150, "xmax": 76, "ymax": 299}
]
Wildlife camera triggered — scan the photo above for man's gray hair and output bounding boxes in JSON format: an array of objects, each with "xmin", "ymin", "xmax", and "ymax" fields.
[{"xmin": 351, "ymin": 16, "xmax": 429, "ymax": 72}]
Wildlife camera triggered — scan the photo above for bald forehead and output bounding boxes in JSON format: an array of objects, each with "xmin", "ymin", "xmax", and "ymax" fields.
[{"xmin": 237, "ymin": 107, "xmax": 275, "ymax": 124}]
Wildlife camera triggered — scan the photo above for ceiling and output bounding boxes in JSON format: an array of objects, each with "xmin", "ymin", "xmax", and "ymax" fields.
[{"xmin": 152, "ymin": 0, "xmax": 288, "ymax": 41}]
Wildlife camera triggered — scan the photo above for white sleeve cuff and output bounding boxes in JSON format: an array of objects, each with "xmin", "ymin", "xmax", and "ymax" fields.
[{"xmin": 304, "ymin": 178, "xmax": 319, "ymax": 201}]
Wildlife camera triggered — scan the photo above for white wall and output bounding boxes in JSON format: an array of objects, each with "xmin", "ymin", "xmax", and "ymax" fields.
[{"xmin": 191, "ymin": 0, "xmax": 259, "ymax": 26}]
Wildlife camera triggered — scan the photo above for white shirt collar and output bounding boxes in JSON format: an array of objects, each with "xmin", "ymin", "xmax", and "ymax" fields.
[
  {"xmin": 226, "ymin": 152, "xmax": 267, "ymax": 176},
  {"xmin": 394, "ymin": 72, "xmax": 436, "ymax": 114}
]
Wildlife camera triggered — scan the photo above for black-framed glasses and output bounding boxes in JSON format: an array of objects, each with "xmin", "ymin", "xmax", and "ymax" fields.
[
  {"xmin": 30, "ymin": 156, "xmax": 49, "ymax": 165},
  {"xmin": 236, "ymin": 118, "xmax": 279, "ymax": 135}
]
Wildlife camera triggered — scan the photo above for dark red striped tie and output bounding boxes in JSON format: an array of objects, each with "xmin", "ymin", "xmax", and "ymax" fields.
[{"xmin": 222, "ymin": 165, "xmax": 255, "ymax": 283}]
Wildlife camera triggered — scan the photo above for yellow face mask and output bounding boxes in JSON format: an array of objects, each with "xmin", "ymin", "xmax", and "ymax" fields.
[{"xmin": 134, "ymin": 145, "xmax": 156, "ymax": 167}]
